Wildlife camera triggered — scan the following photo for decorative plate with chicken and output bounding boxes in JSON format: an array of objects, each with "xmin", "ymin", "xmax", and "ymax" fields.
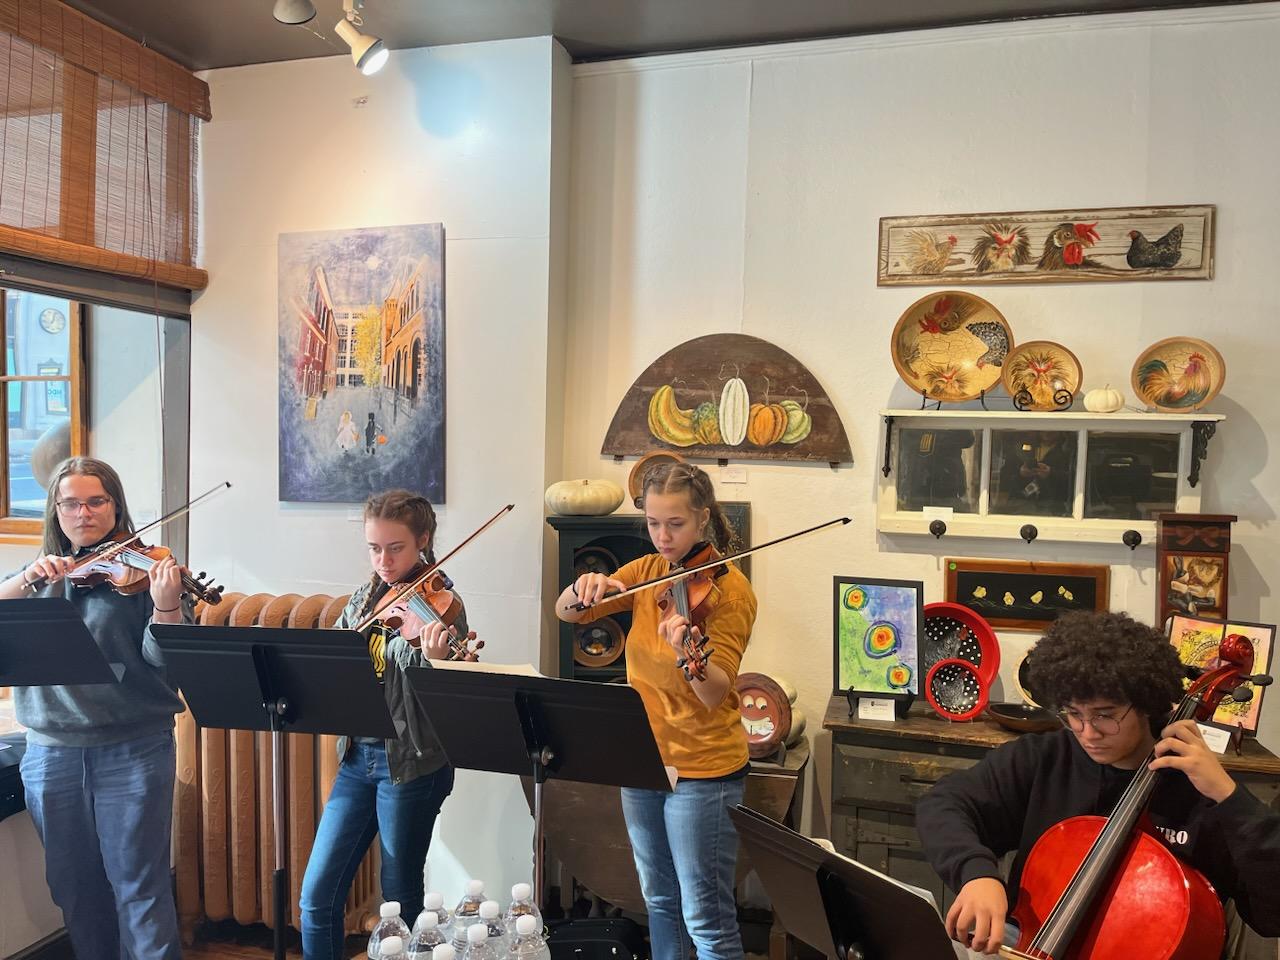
[
  {"xmin": 1001, "ymin": 340, "xmax": 1083, "ymax": 411},
  {"xmin": 1131, "ymin": 336, "xmax": 1226, "ymax": 413},
  {"xmin": 891, "ymin": 291, "xmax": 1014, "ymax": 402}
]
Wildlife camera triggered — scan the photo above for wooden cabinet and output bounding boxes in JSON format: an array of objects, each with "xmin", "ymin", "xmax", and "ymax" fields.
[{"xmin": 823, "ymin": 698, "xmax": 1280, "ymax": 958}]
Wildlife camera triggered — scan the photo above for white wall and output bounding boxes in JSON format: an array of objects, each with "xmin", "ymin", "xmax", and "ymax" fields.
[
  {"xmin": 193, "ymin": 37, "xmax": 569, "ymax": 901},
  {"xmin": 563, "ymin": 4, "xmax": 1280, "ymax": 833}
]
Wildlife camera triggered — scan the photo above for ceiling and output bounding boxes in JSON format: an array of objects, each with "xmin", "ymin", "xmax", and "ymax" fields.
[{"xmin": 64, "ymin": 0, "xmax": 1257, "ymax": 71}]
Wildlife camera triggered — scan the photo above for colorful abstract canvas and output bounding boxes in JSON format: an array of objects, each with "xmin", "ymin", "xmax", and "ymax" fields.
[
  {"xmin": 278, "ymin": 223, "xmax": 445, "ymax": 502},
  {"xmin": 1168, "ymin": 615, "xmax": 1274, "ymax": 733},
  {"xmin": 833, "ymin": 577, "xmax": 923, "ymax": 697}
]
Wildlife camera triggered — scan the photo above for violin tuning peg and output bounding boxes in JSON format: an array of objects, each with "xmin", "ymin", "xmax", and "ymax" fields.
[
  {"xmin": 197, "ymin": 571, "xmax": 206, "ymax": 580},
  {"xmin": 1232, "ymin": 685, "xmax": 1255, "ymax": 704},
  {"xmin": 1250, "ymin": 674, "xmax": 1274, "ymax": 687}
]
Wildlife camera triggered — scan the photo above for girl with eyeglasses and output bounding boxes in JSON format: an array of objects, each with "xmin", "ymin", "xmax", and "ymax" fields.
[
  {"xmin": 0, "ymin": 457, "xmax": 188, "ymax": 960},
  {"xmin": 555, "ymin": 462, "xmax": 757, "ymax": 960},
  {"xmin": 917, "ymin": 610, "xmax": 1280, "ymax": 955}
]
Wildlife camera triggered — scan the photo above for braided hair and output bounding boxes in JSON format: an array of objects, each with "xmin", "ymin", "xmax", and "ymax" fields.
[
  {"xmin": 357, "ymin": 489, "xmax": 438, "ymax": 618},
  {"xmin": 639, "ymin": 462, "xmax": 737, "ymax": 552}
]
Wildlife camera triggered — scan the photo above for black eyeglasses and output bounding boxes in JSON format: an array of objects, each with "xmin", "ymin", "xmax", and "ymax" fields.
[{"xmin": 1057, "ymin": 703, "xmax": 1134, "ymax": 736}]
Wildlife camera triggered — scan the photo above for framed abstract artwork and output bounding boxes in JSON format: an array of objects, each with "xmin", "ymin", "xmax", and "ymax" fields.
[
  {"xmin": 833, "ymin": 577, "xmax": 923, "ymax": 702},
  {"xmin": 1167, "ymin": 614, "xmax": 1274, "ymax": 734},
  {"xmin": 945, "ymin": 558, "xmax": 1109, "ymax": 632}
]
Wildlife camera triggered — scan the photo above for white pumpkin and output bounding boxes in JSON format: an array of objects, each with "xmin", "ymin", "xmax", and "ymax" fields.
[
  {"xmin": 544, "ymin": 479, "xmax": 625, "ymax": 516},
  {"xmin": 1083, "ymin": 384, "xmax": 1125, "ymax": 414},
  {"xmin": 718, "ymin": 377, "xmax": 750, "ymax": 446}
]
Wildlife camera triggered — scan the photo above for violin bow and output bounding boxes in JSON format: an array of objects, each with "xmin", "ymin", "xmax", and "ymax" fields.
[
  {"xmin": 564, "ymin": 515, "xmax": 851, "ymax": 613},
  {"xmin": 25, "ymin": 481, "xmax": 232, "ymax": 593},
  {"xmin": 352, "ymin": 503, "xmax": 515, "ymax": 633}
]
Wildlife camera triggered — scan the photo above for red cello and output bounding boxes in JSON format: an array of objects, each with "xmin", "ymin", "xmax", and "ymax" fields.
[{"xmin": 1001, "ymin": 633, "xmax": 1273, "ymax": 960}]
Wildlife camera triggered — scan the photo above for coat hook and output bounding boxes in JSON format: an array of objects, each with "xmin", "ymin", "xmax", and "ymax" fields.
[
  {"xmin": 1122, "ymin": 529, "xmax": 1142, "ymax": 550},
  {"xmin": 1020, "ymin": 523, "xmax": 1038, "ymax": 544},
  {"xmin": 929, "ymin": 519, "xmax": 947, "ymax": 539}
]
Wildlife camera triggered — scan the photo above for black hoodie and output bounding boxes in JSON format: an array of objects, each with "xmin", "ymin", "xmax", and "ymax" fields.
[{"xmin": 915, "ymin": 728, "xmax": 1280, "ymax": 936}]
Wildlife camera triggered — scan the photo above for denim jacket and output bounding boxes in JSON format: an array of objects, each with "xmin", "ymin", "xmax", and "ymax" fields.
[{"xmin": 332, "ymin": 578, "xmax": 467, "ymax": 785}]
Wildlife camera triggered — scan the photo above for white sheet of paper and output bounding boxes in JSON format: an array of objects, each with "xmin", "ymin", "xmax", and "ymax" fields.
[
  {"xmin": 1197, "ymin": 723, "xmax": 1231, "ymax": 754},
  {"xmin": 857, "ymin": 697, "xmax": 897, "ymax": 722},
  {"xmin": 430, "ymin": 660, "xmax": 543, "ymax": 677}
]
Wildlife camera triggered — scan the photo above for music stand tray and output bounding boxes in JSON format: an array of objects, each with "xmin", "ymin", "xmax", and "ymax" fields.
[
  {"xmin": 730, "ymin": 805, "xmax": 956, "ymax": 960},
  {"xmin": 406, "ymin": 664, "xmax": 671, "ymax": 906},
  {"xmin": 0, "ymin": 598, "xmax": 116, "ymax": 687},
  {"xmin": 149, "ymin": 624, "xmax": 396, "ymax": 960}
]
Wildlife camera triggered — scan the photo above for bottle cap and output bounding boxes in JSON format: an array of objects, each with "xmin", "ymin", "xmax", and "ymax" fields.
[
  {"xmin": 417, "ymin": 911, "xmax": 438, "ymax": 931},
  {"xmin": 466, "ymin": 880, "xmax": 485, "ymax": 896},
  {"xmin": 380, "ymin": 936, "xmax": 404, "ymax": 957},
  {"xmin": 516, "ymin": 915, "xmax": 538, "ymax": 937},
  {"xmin": 479, "ymin": 900, "xmax": 500, "ymax": 920},
  {"xmin": 425, "ymin": 892, "xmax": 445, "ymax": 910},
  {"xmin": 381, "ymin": 901, "xmax": 402, "ymax": 919},
  {"xmin": 511, "ymin": 883, "xmax": 532, "ymax": 901},
  {"xmin": 468, "ymin": 925, "xmax": 488, "ymax": 944},
  {"xmin": 435, "ymin": 946, "xmax": 457, "ymax": 960}
]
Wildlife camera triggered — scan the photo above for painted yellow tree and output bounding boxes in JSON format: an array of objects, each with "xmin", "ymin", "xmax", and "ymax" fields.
[{"xmin": 354, "ymin": 306, "xmax": 383, "ymax": 387}]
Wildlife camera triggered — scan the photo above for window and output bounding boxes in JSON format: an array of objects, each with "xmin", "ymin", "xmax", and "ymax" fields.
[{"xmin": 0, "ymin": 288, "xmax": 84, "ymax": 535}]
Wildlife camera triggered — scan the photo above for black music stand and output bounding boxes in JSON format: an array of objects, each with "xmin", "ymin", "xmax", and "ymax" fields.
[
  {"xmin": 406, "ymin": 665, "xmax": 671, "ymax": 907},
  {"xmin": 150, "ymin": 624, "xmax": 396, "ymax": 960},
  {"xmin": 730, "ymin": 805, "xmax": 956, "ymax": 960},
  {"xmin": 0, "ymin": 598, "xmax": 116, "ymax": 686}
]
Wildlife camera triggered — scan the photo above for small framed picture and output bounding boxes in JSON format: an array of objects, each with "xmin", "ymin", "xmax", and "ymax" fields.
[
  {"xmin": 1168, "ymin": 614, "xmax": 1274, "ymax": 734},
  {"xmin": 833, "ymin": 576, "xmax": 923, "ymax": 702},
  {"xmin": 945, "ymin": 558, "xmax": 1109, "ymax": 632}
]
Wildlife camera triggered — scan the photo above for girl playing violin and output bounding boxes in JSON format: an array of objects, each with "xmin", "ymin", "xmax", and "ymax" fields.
[
  {"xmin": 917, "ymin": 610, "xmax": 1280, "ymax": 956},
  {"xmin": 556, "ymin": 462, "xmax": 757, "ymax": 960},
  {"xmin": 0, "ymin": 456, "xmax": 188, "ymax": 960},
  {"xmin": 300, "ymin": 489, "xmax": 468, "ymax": 960}
]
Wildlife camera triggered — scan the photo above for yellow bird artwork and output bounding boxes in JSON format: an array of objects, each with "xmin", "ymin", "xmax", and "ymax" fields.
[
  {"xmin": 1003, "ymin": 592, "xmax": 1015, "ymax": 606},
  {"xmin": 1031, "ymin": 590, "xmax": 1043, "ymax": 604},
  {"xmin": 1057, "ymin": 585, "xmax": 1075, "ymax": 602},
  {"xmin": 972, "ymin": 585, "xmax": 988, "ymax": 599}
]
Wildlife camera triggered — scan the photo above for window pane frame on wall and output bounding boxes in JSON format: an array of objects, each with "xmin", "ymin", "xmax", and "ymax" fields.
[{"xmin": 0, "ymin": 287, "xmax": 84, "ymax": 540}]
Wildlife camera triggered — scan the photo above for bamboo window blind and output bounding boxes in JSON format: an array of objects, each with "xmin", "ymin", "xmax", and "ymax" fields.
[{"xmin": 0, "ymin": 0, "xmax": 209, "ymax": 290}]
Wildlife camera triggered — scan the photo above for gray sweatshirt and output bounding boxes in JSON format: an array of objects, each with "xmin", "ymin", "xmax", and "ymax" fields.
[{"xmin": 10, "ymin": 571, "xmax": 186, "ymax": 747}]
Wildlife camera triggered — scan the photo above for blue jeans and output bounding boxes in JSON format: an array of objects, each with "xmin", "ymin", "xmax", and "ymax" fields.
[
  {"xmin": 300, "ymin": 742, "xmax": 454, "ymax": 960},
  {"xmin": 19, "ymin": 731, "xmax": 181, "ymax": 960},
  {"xmin": 621, "ymin": 777, "xmax": 746, "ymax": 960}
]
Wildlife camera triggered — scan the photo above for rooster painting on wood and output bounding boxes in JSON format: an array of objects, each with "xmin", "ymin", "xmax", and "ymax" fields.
[
  {"xmin": 904, "ymin": 230, "xmax": 963, "ymax": 274},
  {"xmin": 1136, "ymin": 351, "xmax": 1214, "ymax": 411},
  {"xmin": 970, "ymin": 223, "xmax": 1032, "ymax": 273},
  {"xmin": 1037, "ymin": 221, "xmax": 1102, "ymax": 271},
  {"xmin": 1127, "ymin": 223, "xmax": 1184, "ymax": 269}
]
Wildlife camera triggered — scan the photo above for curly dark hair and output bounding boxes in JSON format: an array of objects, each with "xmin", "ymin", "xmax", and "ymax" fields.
[{"xmin": 1028, "ymin": 610, "xmax": 1184, "ymax": 731}]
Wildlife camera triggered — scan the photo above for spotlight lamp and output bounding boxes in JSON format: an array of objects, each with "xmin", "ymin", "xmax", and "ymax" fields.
[
  {"xmin": 272, "ymin": 0, "xmax": 316, "ymax": 25},
  {"xmin": 337, "ymin": 0, "xmax": 389, "ymax": 76}
]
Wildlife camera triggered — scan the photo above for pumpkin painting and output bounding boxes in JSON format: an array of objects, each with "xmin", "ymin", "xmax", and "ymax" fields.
[{"xmin": 718, "ymin": 376, "xmax": 750, "ymax": 446}]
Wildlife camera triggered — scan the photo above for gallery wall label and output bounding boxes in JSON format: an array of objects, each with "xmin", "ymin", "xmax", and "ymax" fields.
[
  {"xmin": 600, "ymin": 333, "xmax": 852, "ymax": 465},
  {"xmin": 878, "ymin": 204, "xmax": 1214, "ymax": 285}
]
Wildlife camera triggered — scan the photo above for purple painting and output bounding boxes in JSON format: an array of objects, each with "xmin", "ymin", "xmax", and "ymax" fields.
[{"xmin": 277, "ymin": 223, "xmax": 445, "ymax": 502}]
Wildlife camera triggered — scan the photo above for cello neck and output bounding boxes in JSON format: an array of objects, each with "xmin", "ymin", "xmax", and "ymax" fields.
[{"xmin": 1028, "ymin": 695, "xmax": 1202, "ymax": 957}]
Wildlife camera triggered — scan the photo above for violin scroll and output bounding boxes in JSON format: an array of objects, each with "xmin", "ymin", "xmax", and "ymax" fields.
[{"xmin": 676, "ymin": 633, "xmax": 713, "ymax": 682}]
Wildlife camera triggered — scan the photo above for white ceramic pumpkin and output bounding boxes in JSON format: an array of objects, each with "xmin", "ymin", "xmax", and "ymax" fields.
[
  {"xmin": 1083, "ymin": 384, "xmax": 1125, "ymax": 414},
  {"xmin": 544, "ymin": 479, "xmax": 625, "ymax": 516}
]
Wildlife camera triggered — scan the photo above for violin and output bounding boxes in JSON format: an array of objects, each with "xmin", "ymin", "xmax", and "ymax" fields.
[
  {"xmin": 368, "ymin": 568, "xmax": 483, "ymax": 661},
  {"xmin": 656, "ymin": 541, "xmax": 727, "ymax": 682},
  {"xmin": 1000, "ymin": 634, "xmax": 1274, "ymax": 960},
  {"xmin": 66, "ymin": 538, "xmax": 225, "ymax": 606}
]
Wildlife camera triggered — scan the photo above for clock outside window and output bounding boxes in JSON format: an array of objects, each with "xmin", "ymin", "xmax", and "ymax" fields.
[{"xmin": 39, "ymin": 308, "xmax": 66, "ymax": 334}]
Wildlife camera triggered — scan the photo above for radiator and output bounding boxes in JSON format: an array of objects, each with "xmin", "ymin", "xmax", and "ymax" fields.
[{"xmin": 174, "ymin": 591, "xmax": 383, "ymax": 942}]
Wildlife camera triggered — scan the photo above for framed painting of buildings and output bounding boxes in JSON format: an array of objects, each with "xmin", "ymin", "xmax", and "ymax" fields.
[
  {"xmin": 277, "ymin": 223, "xmax": 446, "ymax": 502},
  {"xmin": 878, "ymin": 204, "xmax": 1214, "ymax": 285}
]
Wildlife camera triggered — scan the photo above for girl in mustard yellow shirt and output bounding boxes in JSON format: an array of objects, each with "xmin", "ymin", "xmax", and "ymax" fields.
[{"xmin": 556, "ymin": 462, "xmax": 757, "ymax": 960}]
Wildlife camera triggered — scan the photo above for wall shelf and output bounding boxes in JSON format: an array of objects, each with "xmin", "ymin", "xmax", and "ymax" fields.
[{"xmin": 876, "ymin": 409, "xmax": 1225, "ymax": 546}]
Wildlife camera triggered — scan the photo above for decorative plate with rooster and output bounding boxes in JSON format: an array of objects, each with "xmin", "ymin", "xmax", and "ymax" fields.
[
  {"xmin": 1001, "ymin": 340, "xmax": 1083, "ymax": 411},
  {"xmin": 891, "ymin": 291, "xmax": 1014, "ymax": 403},
  {"xmin": 1131, "ymin": 336, "xmax": 1226, "ymax": 413}
]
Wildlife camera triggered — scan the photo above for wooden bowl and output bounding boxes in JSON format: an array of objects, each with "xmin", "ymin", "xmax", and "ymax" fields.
[
  {"xmin": 736, "ymin": 672, "xmax": 793, "ymax": 759},
  {"xmin": 986, "ymin": 702, "xmax": 1060, "ymax": 733},
  {"xmin": 891, "ymin": 291, "xmax": 1013, "ymax": 402},
  {"xmin": 628, "ymin": 451, "xmax": 686, "ymax": 507}
]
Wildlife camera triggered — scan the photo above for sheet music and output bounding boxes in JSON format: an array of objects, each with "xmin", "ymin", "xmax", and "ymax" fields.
[{"xmin": 429, "ymin": 660, "xmax": 543, "ymax": 677}]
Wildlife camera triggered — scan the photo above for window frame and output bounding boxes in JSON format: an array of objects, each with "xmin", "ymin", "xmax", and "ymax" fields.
[{"xmin": 0, "ymin": 289, "xmax": 86, "ymax": 541}]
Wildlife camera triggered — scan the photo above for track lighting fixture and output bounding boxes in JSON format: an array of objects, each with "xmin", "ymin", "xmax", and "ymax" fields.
[
  {"xmin": 336, "ymin": 0, "xmax": 389, "ymax": 75},
  {"xmin": 272, "ymin": 0, "xmax": 316, "ymax": 25}
]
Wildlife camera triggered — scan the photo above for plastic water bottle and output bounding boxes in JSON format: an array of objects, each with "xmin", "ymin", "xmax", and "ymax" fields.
[
  {"xmin": 369, "ymin": 902, "xmax": 413, "ymax": 960},
  {"xmin": 503, "ymin": 883, "xmax": 541, "ymax": 936},
  {"xmin": 433, "ymin": 946, "xmax": 457, "ymax": 960},
  {"xmin": 408, "ymin": 911, "xmax": 449, "ymax": 959},
  {"xmin": 379, "ymin": 935, "xmax": 407, "ymax": 959},
  {"xmin": 422, "ymin": 891, "xmax": 451, "ymax": 929},
  {"xmin": 507, "ymin": 915, "xmax": 550, "ymax": 960},
  {"xmin": 451, "ymin": 881, "xmax": 487, "ymax": 950},
  {"xmin": 478, "ymin": 900, "xmax": 508, "ymax": 954},
  {"xmin": 462, "ymin": 923, "xmax": 502, "ymax": 960}
]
